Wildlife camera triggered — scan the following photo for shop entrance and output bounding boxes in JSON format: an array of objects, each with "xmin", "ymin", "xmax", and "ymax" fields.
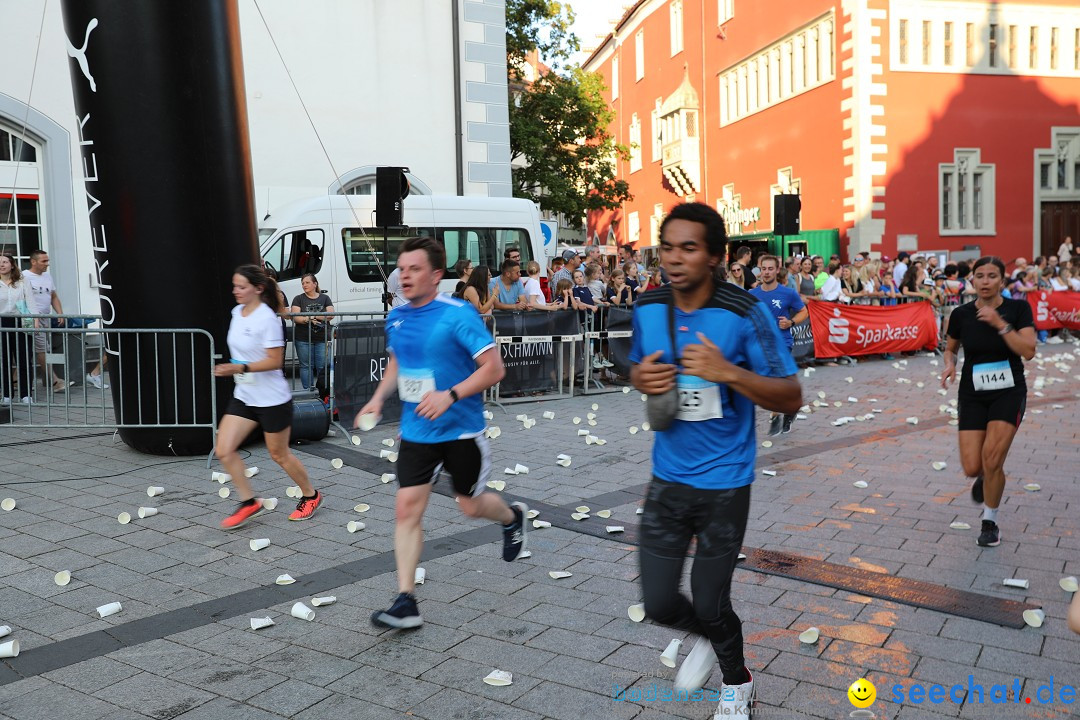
[{"xmin": 1040, "ymin": 201, "xmax": 1080, "ymax": 258}]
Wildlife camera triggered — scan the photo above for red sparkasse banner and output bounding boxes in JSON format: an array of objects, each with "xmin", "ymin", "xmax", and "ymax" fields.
[
  {"xmin": 807, "ymin": 301, "xmax": 939, "ymax": 358},
  {"xmin": 1028, "ymin": 290, "xmax": 1080, "ymax": 330}
]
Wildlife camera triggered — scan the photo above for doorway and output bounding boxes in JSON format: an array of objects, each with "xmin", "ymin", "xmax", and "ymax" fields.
[{"xmin": 1040, "ymin": 201, "xmax": 1080, "ymax": 258}]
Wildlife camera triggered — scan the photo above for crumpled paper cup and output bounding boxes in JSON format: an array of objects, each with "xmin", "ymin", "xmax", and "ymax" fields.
[
  {"xmin": 483, "ymin": 669, "xmax": 513, "ymax": 686},
  {"xmin": 96, "ymin": 601, "xmax": 122, "ymax": 618},
  {"xmin": 291, "ymin": 602, "xmax": 315, "ymax": 622},
  {"xmin": 250, "ymin": 616, "xmax": 274, "ymax": 630}
]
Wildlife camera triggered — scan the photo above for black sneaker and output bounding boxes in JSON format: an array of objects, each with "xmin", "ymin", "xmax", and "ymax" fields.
[
  {"xmin": 503, "ymin": 501, "xmax": 528, "ymax": 562},
  {"xmin": 977, "ymin": 520, "xmax": 1001, "ymax": 547},
  {"xmin": 767, "ymin": 415, "xmax": 783, "ymax": 437},
  {"xmin": 781, "ymin": 414, "xmax": 795, "ymax": 434},
  {"xmin": 970, "ymin": 475, "xmax": 984, "ymax": 504},
  {"xmin": 371, "ymin": 592, "xmax": 422, "ymax": 629}
]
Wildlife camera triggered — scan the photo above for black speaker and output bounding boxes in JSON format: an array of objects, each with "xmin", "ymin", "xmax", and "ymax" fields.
[
  {"xmin": 773, "ymin": 194, "xmax": 801, "ymax": 236},
  {"xmin": 376, "ymin": 166, "xmax": 410, "ymax": 227}
]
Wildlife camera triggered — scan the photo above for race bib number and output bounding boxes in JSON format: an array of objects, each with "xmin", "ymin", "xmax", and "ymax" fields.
[
  {"xmin": 398, "ymin": 369, "xmax": 436, "ymax": 403},
  {"xmin": 234, "ymin": 372, "xmax": 255, "ymax": 385},
  {"xmin": 676, "ymin": 375, "xmax": 723, "ymax": 422},
  {"xmin": 972, "ymin": 361, "xmax": 1015, "ymax": 392}
]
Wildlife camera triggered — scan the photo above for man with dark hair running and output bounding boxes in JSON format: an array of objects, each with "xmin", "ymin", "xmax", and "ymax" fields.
[
  {"xmin": 356, "ymin": 237, "xmax": 528, "ymax": 629},
  {"xmin": 630, "ymin": 203, "xmax": 802, "ymax": 717}
]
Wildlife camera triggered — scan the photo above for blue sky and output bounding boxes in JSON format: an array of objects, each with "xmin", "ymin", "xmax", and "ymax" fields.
[{"xmin": 568, "ymin": 1, "xmax": 626, "ymax": 65}]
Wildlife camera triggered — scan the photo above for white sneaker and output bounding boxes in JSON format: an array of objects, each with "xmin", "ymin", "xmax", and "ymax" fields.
[
  {"xmin": 20, "ymin": 396, "xmax": 33, "ymax": 404},
  {"xmin": 674, "ymin": 636, "xmax": 716, "ymax": 693},
  {"xmin": 0, "ymin": 397, "xmax": 9, "ymax": 406},
  {"xmin": 592, "ymin": 357, "xmax": 603, "ymax": 369},
  {"xmin": 1046, "ymin": 336, "xmax": 1064, "ymax": 344},
  {"xmin": 87, "ymin": 373, "xmax": 110, "ymax": 389},
  {"xmin": 601, "ymin": 358, "xmax": 615, "ymax": 367},
  {"xmin": 713, "ymin": 671, "xmax": 754, "ymax": 719}
]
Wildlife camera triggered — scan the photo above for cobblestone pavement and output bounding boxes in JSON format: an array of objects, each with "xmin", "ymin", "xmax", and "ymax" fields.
[{"xmin": 0, "ymin": 347, "xmax": 1078, "ymax": 720}]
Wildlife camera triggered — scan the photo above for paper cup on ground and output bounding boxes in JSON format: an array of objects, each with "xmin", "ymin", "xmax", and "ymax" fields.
[
  {"xmin": 548, "ymin": 571, "xmax": 572, "ymax": 579},
  {"xmin": 347, "ymin": 521, "xmax": 366, "ymax": 533},
  {"xmin": 931, "ymin": 462, "xmax": 947, "ymax": 471},
  {"xmin": 138, "ymin": 507, "xmax": 158, "ymax": 519},
  {"xmin": 249, "ymin": 538, "xmax": 271, "ymax": 551},
  {"xmin": 556, "ymin": 458, "xmax": 571, "ymax": 467},
  {"xmin": 799, "ymin": 627, "xmax": 820, "ymax": 644},
  {"xmin": 660, "ymin": 638, "xmax": 682, "ymax": 668},
  {"xmin": 949, "ymin": 521, "xmax": 971, "ymax": 530},
  {"xmin": 263, "ymin": 498, "xmax": 279, "ymax": 510},
  {"xmin": 542, "ymin": 411, "xmax": 555, "ymax": 420},
  {"xmin": 311, "ymin": 596, "xmax": 337, "ymax": 607},
  {"xmin": 1024, "ymin": 483, "xmax": 1041, "ymax": 492},
  {"xmin": 291, "ymin": 602, "xmax": 315, "ymax": 622},
  {"xmin": 487, "ymin": 427, "xmax": 502, "ymax": 439},
  {"xmin": 146, "ymin": 486, "xmax": 164, "ymax": 497},
  {"xmin": 54, "ymin": 570, "xmax": 71, "ymax": 586},
  {"xmin": 575, "ymin": 506, "xmax": 590, "ymax": 513},
  {"xmin": 354, "ymin": 503, "xmax": 370, "ymax": 513},
  {"xmin": 526, "ymin": 509, "xmax": 540, "ymax": 519},
  {"xmin": 628, "ymin": 603, "xmax": 646, "ymax": 622},
  {"xmin": 350, "ymin": 435, "xmax": 362, "ymax": 445},
  {"xmin": 483, "ymin": 669, "xmax": 513, "ymax": 686},
  {"xmin": 244, "ymin": 467, "xmax": 259, "ymax": 478},
  {"xmin": 381, "ymin": 438, "xmax": 395, "ymax": 447},
  {"xmin": 595, "ymin": 509, "xmax": 612, "ymax": 519},
  {"xmin": 97, "ymin": 602, "xmax": 123, "ymax": 618},
  {"xmin": 0, "ymin": 626, "xmax": 9, "ymax": 639},
  {"xmin": 762, "ymin": 470, "xmax": 777, "ymax": 477},
  {"xmin": 275, "ymin": 574, "xmax": 295, "ymax": 585},
  {"xmin": 852, "ymin": 480, "xmax": 868, "ymax": 489},
  {"xmin": 0, "ymin": 640, "xmax": 19, "ymax": 658},
  {"xmin": 250, "ymin": 617, "xmax": 275, "ymax": 630},
  {"xmin": 218, "ymin": 487, "xmax": 231, "ymax": 499},
  {"xmin": 1, "ymin": 498, "xmax": 16, "ymax": 512},
  {"xmin": 571, "ymin": 513, "xmax": 589, "ymax": 521},
  {"xmin": 1003, "ymin": 578, "xmax": 1030, "ymax": 589},
  {"xmin": 415, "ymin": 567, "xmax": 426, "ymax": 585},
  {"xmin": 761, "ymin": 441, "xmax": 772, "ymax": 448},
  {"xmin": 117, "ymin": 512, "xmax": 132, "ymax": 524},
  {"xmin": 1059, "ymin": 576, "xmax": 1079, "ymax": 592},
  {"xmin": 487, "ymin": 480, "xmax": 506, "ymax": 491},
  {"xmin": 533, "ymin": 520, "xmax": 551, "ymax": 529},
  {"xmin": 1023, "ymin": 609, "xmax": 1045, "ymax": 628},
  {"xmin": 211, "ymin": 471, "xmax": 229, "ymax": 483},
  {"xmin": 514, "ymin": 463, "xmax": 529, "ymax": 474},
  {"xmin": 357, "ymin": 413, "xmax": 380, "ymax": 431},
  {"xmin": 331, "ymin": 458, "xmax": 344, "ymax": 469},
  {"xmin": 606, "ymin": 526, "xmax": 625, "ymax": 533},
  {"xmin": 380, "ymin": 473, "xmax": 396, "ymax": 484}
]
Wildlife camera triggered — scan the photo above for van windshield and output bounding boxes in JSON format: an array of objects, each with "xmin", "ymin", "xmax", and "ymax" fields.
[{"xmin": 343, "ymin": 226, "xmax": 530, "ymax": 283}]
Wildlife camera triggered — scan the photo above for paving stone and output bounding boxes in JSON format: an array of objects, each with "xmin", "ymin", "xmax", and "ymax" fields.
[
  {"xmin": 325, "ymin": 664, "xmax": 441, "ymax": 711},
  {"xmin": 253, "ymin": 647, "xmax": 360, "ymax": 688},
  {"xmin": 91, "ymin": 672, "xmax": 213, "ymax": 719},
  {"xmin": 411, "ymin": 687, "xmax": 546, "ymax": 720},
  {"xmin": 244, "ymin": 678, "xmax": 331, "ymax": 717},
  {"xmin": 512, "ymin": 680, "xmax": 641, "ymax": 720},
  {"xmin": 42, "ymin": 655, "xmax": 141, "ymax": 694},
  {"xmin": 169, "ymin": 697, "xmax": 283, "ymax": 720},
  {"xmin": 165, "ymin": 658, "xmax": 285, "ymax": 702},
  {"xmin": 293, "ymin": 693, "xmax": 406, "ymax": 720}
]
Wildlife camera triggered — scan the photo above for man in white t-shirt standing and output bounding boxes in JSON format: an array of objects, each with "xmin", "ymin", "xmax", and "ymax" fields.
[
  {"xmin": 23, "ymin": 250, "xmax": 69, "ymax": 393},
  {"xmin": 892, "ymin": 252, "xmax": 910, "ymax": 288}
]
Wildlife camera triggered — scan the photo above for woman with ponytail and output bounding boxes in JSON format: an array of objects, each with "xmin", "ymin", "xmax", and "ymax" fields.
[{"xmin": 213, "ymin": 264, "xmax": 322, "ymax": 529}]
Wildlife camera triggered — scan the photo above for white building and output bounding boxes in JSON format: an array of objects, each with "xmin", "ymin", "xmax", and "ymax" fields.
[{"xmin": 0, "ymin": 0, "xmax": 512, "ymax": 312}]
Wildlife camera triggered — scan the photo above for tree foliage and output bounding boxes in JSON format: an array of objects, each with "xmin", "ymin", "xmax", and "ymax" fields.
[{"xmin": 506, "ymin": 0, "xmax": 632, "ymax": 228}]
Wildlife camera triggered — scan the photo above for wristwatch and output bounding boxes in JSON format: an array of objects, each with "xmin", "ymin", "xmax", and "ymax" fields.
[
  {"xmin": 998, "ymin": 324, "xmax": 1013, "ymax": 336},
  {"xmin": 448, "ymin": 388, "xmax": 460, "ymax": 403}
]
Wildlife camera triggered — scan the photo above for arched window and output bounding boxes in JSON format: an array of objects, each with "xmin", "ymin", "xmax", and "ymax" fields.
[
  {"xmin": 328, "ymin": 166, "xmax": 432, "ymax": 197},
  {"xmin": 0, "ymin": 123, "xmax": 43, "ymax": 268}
]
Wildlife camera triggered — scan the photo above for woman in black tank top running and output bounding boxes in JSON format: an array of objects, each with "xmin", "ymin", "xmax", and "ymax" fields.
[{"xmin": 941, "ymin": 256, "xmax": 1036, "ymax": 548}]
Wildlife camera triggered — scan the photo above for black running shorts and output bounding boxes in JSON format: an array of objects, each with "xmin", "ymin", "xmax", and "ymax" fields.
[
  {"xmin": 957, "ymin": 388, "xmax": 1026, "ymax": 431},
  {"xmin": 225, "ymin": 397, "xmax": 293, "ymax": 433},
  {"xmin": 396, "ymin": 436, "xmax": 490, "ymax": 496}
]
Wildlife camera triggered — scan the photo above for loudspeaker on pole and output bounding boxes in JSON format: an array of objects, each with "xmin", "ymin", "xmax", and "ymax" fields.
[{"xmin": 376, "ymin": 167, "xmax": 410, "ymax": 227}]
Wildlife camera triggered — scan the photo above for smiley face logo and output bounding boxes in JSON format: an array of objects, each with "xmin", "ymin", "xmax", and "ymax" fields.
[{"xmin": 848, "ymin": 678, "xmax": 876, "ymax": 708}]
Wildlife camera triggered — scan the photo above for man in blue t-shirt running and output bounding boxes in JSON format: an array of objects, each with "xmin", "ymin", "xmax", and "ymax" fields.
[
  {"xmin": 750, "ymin": 254, "xmax": 808, "ymax": 436},
  {"xmin": 630, "ymin": 203, "xmax": 802, "ymax": 718},
  {"xmin": 355, "ymin": 237, "xmax": 528, "ymax": 631}
]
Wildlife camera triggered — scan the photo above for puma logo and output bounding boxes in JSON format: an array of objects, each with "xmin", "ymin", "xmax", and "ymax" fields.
[{"xmin": 66, "ymin": 18, "xmax": 99, "ymax": 92}]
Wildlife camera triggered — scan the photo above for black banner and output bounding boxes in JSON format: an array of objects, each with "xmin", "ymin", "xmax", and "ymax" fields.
[
  {"xmin": 493, "ymin": 311, "xmax": 580, "ymax": 396},
  {"xmin": 791, "ymin": 318, "xmax": 815, "ymax": 362},
  {"xmin": 333, "ymin": 321, "xmax": 402, "ymax": 425}
]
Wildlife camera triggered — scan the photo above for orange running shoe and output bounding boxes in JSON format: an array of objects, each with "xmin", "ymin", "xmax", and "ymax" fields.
[
  {"xmin": 289, "ymin": 490, "xmax": 322, "ymax": 521},
  {"xmin": 221, "ymin": 499, "xmax": 264, "ymax": 529}
]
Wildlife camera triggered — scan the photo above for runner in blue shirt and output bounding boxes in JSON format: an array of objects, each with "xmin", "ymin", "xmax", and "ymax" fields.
[
  {"xmin": 630, "ymin": 203, "xmax": 802, "ymax": 717},
  {"xmin": 750, "ymin": 254, "xmax": 808, "ymax": 436},
  {"xmin": 355, "ymin": 237, "xmax": 528, "ymax": 630}
]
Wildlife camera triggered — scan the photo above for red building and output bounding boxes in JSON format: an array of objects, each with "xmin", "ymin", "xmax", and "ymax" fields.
[{"xmin": 584, "ymin": 0, "xmax": 1080, "ymax": 263}]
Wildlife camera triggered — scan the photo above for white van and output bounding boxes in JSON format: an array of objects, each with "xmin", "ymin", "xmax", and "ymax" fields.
[{"xmin": 258, "ymin": 194, "xmax": 545, "ymax": 313}]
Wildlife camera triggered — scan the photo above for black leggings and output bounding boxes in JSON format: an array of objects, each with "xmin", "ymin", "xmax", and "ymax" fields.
[
  {"xmin": 0, "ymin": 316, "xmax": 33, "ymax": 400},
  {"xmin": 639, "ymin": 477, "xmax": 750, "ymax": 679}
]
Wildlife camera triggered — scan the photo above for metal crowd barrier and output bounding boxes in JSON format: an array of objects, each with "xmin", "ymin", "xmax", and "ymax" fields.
[
  {"xmin": 580, "ymin": 307, "xmax": 634, "ymax": 395},
  {"xmin": 0, "ymin": 316, "xmax": 217, "ymax": 449},
  {"xmin": 489, "ymin": 311, "xmax": 579, "ymax": 405}
]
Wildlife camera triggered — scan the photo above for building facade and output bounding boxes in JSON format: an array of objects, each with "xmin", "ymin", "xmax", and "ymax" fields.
[
  {"xmin": 584, "ymin": 0, "xmax": 1080, "ymax": 263},
  {"xmin": 0, "ymin": 0, "xmax": 512, "ymax": 313}
]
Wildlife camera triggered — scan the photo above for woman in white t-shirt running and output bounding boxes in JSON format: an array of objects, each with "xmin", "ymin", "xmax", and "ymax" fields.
[{"xmin": 214, "ymin": 264, "xmax": 322, "ymax": 529}]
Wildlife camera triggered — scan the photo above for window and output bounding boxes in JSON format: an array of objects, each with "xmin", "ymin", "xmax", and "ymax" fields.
[
  {"xmin": 1058, "ymin": 157, "xmax": 1067, "ymax": 189},
  {"xmin": 899, "ymin": 19, "xmax": 909, "ymax": 64},
  {"xmin": 612, "ymin": 57, "xmax": 619, "ymax": 100},
  {"xmin": 628, "ymin": 212, "xmax": 640, "ymax": 244},
  {"xmin": 966, "ymin": 23, "xmax": 975, "ymax": 66},
  {"xmin": 262, "ymin": 229, "xmax": 325, "ymax": 281},
  {"xmin": 629, "ymin": 113, "xmax": 642, "ymax": 172},
  {"xmin": 670, "ymin": 1, "xmax": 684, "ymax": 56},
  {"xmin": 651, "ymin": 99, "xmax": 662, "ymax": 162},
  {"xmin": 342, "ymin": 226, "xmax": 528, "ymax": 283},
  {"xmin": 940, "ymin": 149, "xmax": 995, "ymax": 235},
  {"xmin": 1075, "ymin": 161, "xmax": 1080, "ymax": 190},
  {"xmin": 1009, "ymin": 25, "xmax": 1017, "ymax": 68},
  {"xmin": 635, "ymin": 31, "xmax": 645, "ymax": 81},
  {"xmin": 718, "ymin": 0, "xmax": 734, "ymax": 25},
  {"xmin": 923, "ymin": 21, "xmax": 932, "ymax": 65},
  {"xmin": 344, "ymin": 183, "xmax": 372, "ymax": 195},
  {"xmin": 1030, "ymin": 26, "xmax": 1038, "ymax": 69},
  {"xmin": 1050, "ymin": 27, "xmax": 1058, "ymax": 70},
  {"xmin": 0, "ymin": 194, "xmax": 42, "ymax": 268},
  {"xmin": 1076, "ymin": 29, "xmax": 1080, "ymax": 71},
  {"xmin": 944, "ymin": 22, "xmax": 953, "ymax": 65},
  {"xmin": 1041, "ymin": 162, "xmax": 1052, "ymax": 189},
  {"xmin": 988, "ymin": 24, "xmax": 997, "ymax": 67}
]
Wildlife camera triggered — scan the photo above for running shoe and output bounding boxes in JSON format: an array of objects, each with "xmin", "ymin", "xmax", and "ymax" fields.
[
  {"xmin": 371, "ymin": 592, "xmax": 423, "ymax": 629},
  {"xmin": 781, "ymin": 414, "xmax": 795, "ymax": 434},
  {"xmin": 86, "ymin": 372, "xmax": 110, "ymax": 389},
  {"xmin": 977, "ymin": 520, "xmax": 1001, "ymax": 547},
  {"xmin": 288, "ymin": 490, "xmax": 322, "ymax": 521},
  {"xmin": 601, "ymin": 358, "xmax": 615, "ymax": 368},
  {"xmin": 713, "ymin": 670, "xmax": 754, "ymax": 719},
  {"xmin": 502, "ymin": 501, "xmax": 528, "ymax": 561},
  {"xmin": 970, "ymin": 475, "xmax": 984, "ymax": 504},
  {"xmin": 767, "ymin": 415, "xmax": 783, "ymax": 437},
  {"xmin": 675, "ymin": 636, "xmax": 716, "ymax": 693},
  {"xmin": 592, "ymin": 357, "xmax": 604, "ymax": 369},
  {"xmin": 20, "ymin": 396, "xmax": 33, "ymax": 404},
  {"xmin": 221, "ymin": 499, "xmax": 265, "ymax": 529}
]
